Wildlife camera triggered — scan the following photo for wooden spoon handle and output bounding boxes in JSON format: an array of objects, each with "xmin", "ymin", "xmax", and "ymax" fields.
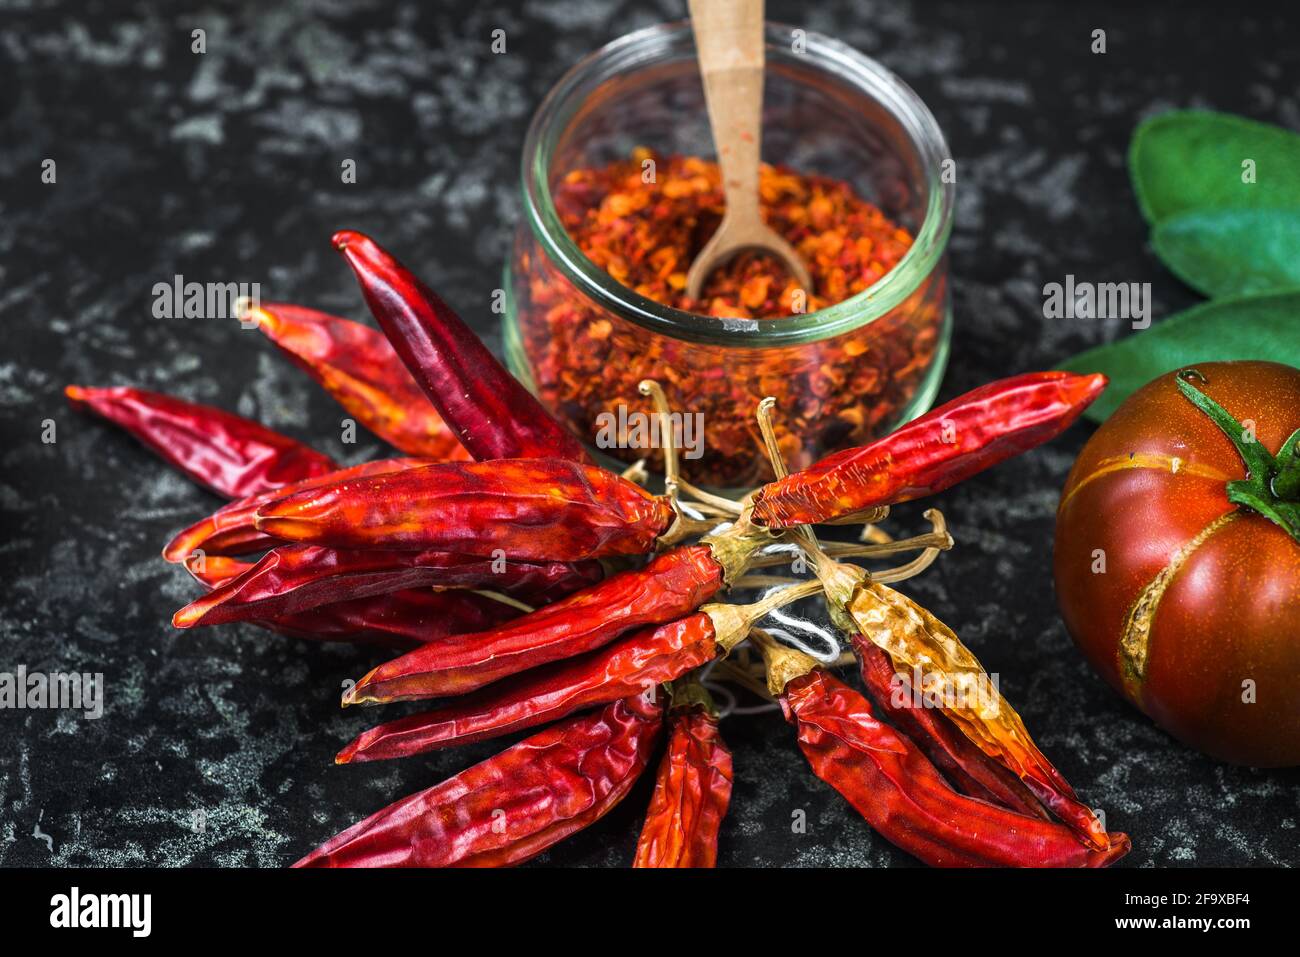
[{"xmin": 688, "ymin": 0, "xmax": 765, "ymax": 228}]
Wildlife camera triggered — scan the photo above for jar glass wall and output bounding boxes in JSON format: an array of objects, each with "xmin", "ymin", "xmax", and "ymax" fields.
[{"xmin": 505, "ymin": 20, "xmax": 953, "ymax": 489}]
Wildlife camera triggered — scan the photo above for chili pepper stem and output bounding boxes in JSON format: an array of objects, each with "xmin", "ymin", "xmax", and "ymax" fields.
[
  {"xmin": 682, "ymin": 484, "xmax": 745, "ymax": 516},
  {"xmin": 732, "ymin": 574, "xmax": 808, "ymax": 588},
  {"xmin": 860, "ymin": 520, "xmax": 893, "ymax": 543},
  {"xmin": 703, "ymin": 578, "xmax": 824, "ymax": 655},
  {"xmin": 636, "ymin": 379, "xmax": 733, "ymax": 548},
  {"xmin": 639, "ymin": 379, "xmax": 682, "ymax": 499},
  {"xmin": 684, "ymin": 500, "xmax": 740, "ymax": 518},
  {"xmin": 873, "ymin": 510, "xmax": 952, "ymax": 583},
  {"xmin": 638, "ymin": 379, "xmax": 745, "ymax": 516},
  {"xmin": 749, "ymin": 627, "xmax": 820, "ymax": 696},
  {"xmin": 753, "ymin": 396, "xmax": 854, "ymax": 624},
  {"xmin": 795, "ymin": 510, "xmax": 952, "ymax": 622},
  {"xmin": 754, "ymin": 397, "xmax": 824, "ymax": 558},
  {"xmin": 470, "ymin": 589, "xmax": 535, "ymax": 614},
  {"xmin": 698, "ymin": 515, "xmax": 778, "ymax": 584},
  {"xmin": 707, "ymin": 659, "xmax": 774, "ymax": 701},
  {"xmin": 619, "ymin": 459, "xmax": 650, "ymax": 486},
  {"xmin": 823, "ymin": 506, "xmax": 892, "ymax": 526},
  {"xmin": 666, "ymin": 677, "xmax": 719, "ymax": 715},
  {"xmin": 745, "ymin": 529, "xmax": 953, "ymax": 570},
  {"xmin": 658, "ymin": 513, "xmax": 723, "ymax": 547}
]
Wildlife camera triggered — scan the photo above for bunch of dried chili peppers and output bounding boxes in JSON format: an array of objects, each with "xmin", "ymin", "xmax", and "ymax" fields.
[{"xmin": 70, "ymin": 229, "xmax": 1127, "ymax": 868}]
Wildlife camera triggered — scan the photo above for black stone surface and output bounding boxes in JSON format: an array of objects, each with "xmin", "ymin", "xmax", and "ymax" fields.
[{"xmin": 1, "ymin": 0, "xmax": 1297, "ymax": 868}]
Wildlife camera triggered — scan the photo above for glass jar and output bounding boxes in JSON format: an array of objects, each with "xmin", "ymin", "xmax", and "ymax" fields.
[{"xmin": 505, "ymin": 20, "xmax": 953, "ymax": 489}]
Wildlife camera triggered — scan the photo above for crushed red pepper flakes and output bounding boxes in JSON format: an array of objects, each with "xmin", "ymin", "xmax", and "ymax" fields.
[
  {"xmin": 516, "ymin": 149, "xmax": 945, "ymax": 487},
  {"xmin": 556, "ymin": 150, "xmax": 914, "ymax": 319}
]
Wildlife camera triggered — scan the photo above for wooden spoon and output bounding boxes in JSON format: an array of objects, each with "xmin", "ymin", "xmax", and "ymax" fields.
[{"xmin": 685, "ymin": 0, "xmax": 812, "ymax": 302}]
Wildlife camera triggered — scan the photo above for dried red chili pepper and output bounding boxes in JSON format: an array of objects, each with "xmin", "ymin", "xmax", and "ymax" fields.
[
  {"xmin": 184, "ymin": 554, "xmax": 257, "ymax": 589},
  {"xmin": 333, "ymin": 229, "xmax": 592, "ymax": 463},
  {"xmin": 258, "ymin": 588, "xmax": 517, "ymax": 647},
  {"xmin": 66, "ymin": 385, "xmax": 337, "ymax": 498},
  {"xmin": 859, "ymin": 579, "xmax": 1112, "ymax": 850},
  {"xmin": 342, "ymin": 529, "xmax": 772, "ymax": 704},
  {"xmin": 754, "ymin": 635, "xmax": 1128, "ymax": 868},
  {"xmin": 337, "ymin": 615, "xmax": 712, "ymax": 761},
  {"xmin": 855, "ymin": 640, "xmax": 1047, "ymax": 818},
  {"xmin": 186, "ymin": 555, "xmax": 517, "ymax": 648},
  {"xmin": 294, "ymin": 691, "xmax": 662, "ymax": 868},
  {"xmin": 335, "ymin": 583, "xmax": 817, "ymax": 761},
  {"xmin": 249, "ymin": 303, "xmax": 469, "ymax": 461},
  {"xmin": 810, "ymin": 547, "xmax": 1114, "ymax": 853},
  {"xmin": 251, "ymin": 457, "xmax": 677, "ymax": 561},
  {"xmin": 633, "ymin": 684, "xmax": 732, "ymax": 868},
  {"xmin": 163, "ymin": 457, "xmax": 425, "ymax": 563},
  {"xmin": 750, "ymin": 371, "xmax": 1108, "ymax": 528},
  {"xmin": 172, "ymin": 542, "xmax": 600, "ymax": 629}
]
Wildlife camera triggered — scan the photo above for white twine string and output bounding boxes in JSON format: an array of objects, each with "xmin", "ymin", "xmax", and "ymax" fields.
[
  {"xmin": 761, "ymin": 624, "xmax": 841, "ymax": 665},
  {"xmin": 728, "ymin": 700, "xmax": 784, "ymax": 716},
  {"xmin": 701, "ymin": 680, "xmax": 738, "ymax": 720},
  {"xmin": 756, "ymin": 587, "xmax": 841, "ymax": 663},
  {"xmin": 758, "ymin": 541, "xmax": 804, "ymax": 557}
]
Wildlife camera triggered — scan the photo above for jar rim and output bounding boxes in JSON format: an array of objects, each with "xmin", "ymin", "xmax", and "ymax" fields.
[{"xmin": 520, "ymin": 19, "xmax": 954, "ymax": 348}]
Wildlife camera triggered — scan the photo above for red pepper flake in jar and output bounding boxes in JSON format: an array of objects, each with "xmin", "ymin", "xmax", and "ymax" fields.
[
  {"xmin": 559, "ymin": 150, "xmax": 913, "ymax": 318},
  {"xmin": 514, "ymin": 149, "xmax": 947, "ymax": 487}
]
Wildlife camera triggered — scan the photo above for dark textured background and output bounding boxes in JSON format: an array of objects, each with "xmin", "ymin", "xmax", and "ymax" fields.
[{"xmin": 2, "ymin": 0, "xmax": 1297, "ymax": 868}]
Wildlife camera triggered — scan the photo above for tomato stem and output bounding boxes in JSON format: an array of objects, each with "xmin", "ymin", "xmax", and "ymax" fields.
[
  {"xmin": 1273, "ymin": 427, "xmax": 1300, "ymax": 501},
  {"xmin": 1176, "ymin": 370, "xmax": 1300, "ymax": 543}
]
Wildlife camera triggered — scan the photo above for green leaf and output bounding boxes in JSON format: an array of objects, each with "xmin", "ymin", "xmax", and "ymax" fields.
[
  {"xmin": 1152, "ymin": 208, "xmax": 1300, "ymax": 298},
  {"xmin": 1057, "ymin": 291, "xmax": 1300, "ymax": 422},
  {"xmin": 1129, "ymin": 111, "xmax": 1300, "ymax": 223}
]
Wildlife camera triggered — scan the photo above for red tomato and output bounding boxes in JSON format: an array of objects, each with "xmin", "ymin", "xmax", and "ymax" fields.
[{"xmin": 1054, "ymin": 361, "xmax": 1300, "ymax": 767}]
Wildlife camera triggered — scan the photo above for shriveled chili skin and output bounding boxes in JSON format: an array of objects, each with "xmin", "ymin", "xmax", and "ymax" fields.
[
  {"xmin": 253, "ymin": 458, "xmax": 673, "ymax": 560},
  {"xmin": 782, "ymin": 671, "xmax": 1130, "ymax": 868},
  {"xmin": 173, "ymin": 542, "xmax": 601, "ymax": 628},
  {"xmin": 187, "ymin": 556, "xmax": 516, "ymax": 647},
  {"xmin": 855, "ymin": 639, "xmax": 1047, "ymax": 818},
  {"xmin": 633, "ymin": 704, "xmax": 733, "ymax": 868},
  {"xmin": 751, "ymin": 371, "xmax": 1107, "ymax": 528},
  {"xmin": 346, "ymin": 544, "xmax": 726, "ymax": 703},
  {"xmin": 294, "ymin": 692, "xmax": 662, "ymax": 868},
  {"xmin": 253, "ymin": 303, "xmax": 469, "ymax": 461},
  {"xmin": 66, "ymin": 385, "xmax": 337, "ymax": 498},
  {"xmin": 333, "ymin": 230, "xmax": 592, "ymax": 464},
  {"xmin": 338, "ymin": 613, "xmax": 717, "ymax": 762},
  {"xmin": 268, "ymin": 588, "xmax": 517, "ymax": 646},
  {"xmin": 163, "ymin": 457, "xmax": 425, "ymax": 562}
]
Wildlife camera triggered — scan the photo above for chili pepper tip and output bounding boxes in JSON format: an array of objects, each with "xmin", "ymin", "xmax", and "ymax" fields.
[
  {"xmin": 1073, "ymin": 372, "xmax": 1108, "ymax": 403},
  {"xmin": 341, "ymin": 676, "xmax": 372, "ymax": 707},
  {"xmin": 331, "ymin": 229, "xmax": 359, "ymax": 251},
  {"xmin": 241, "ymin": 305, "xmax": 273, "ymax": 330},
  {"xmin": 334, "ymin": 727, "xmax": 379, "ymax": 762}
]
